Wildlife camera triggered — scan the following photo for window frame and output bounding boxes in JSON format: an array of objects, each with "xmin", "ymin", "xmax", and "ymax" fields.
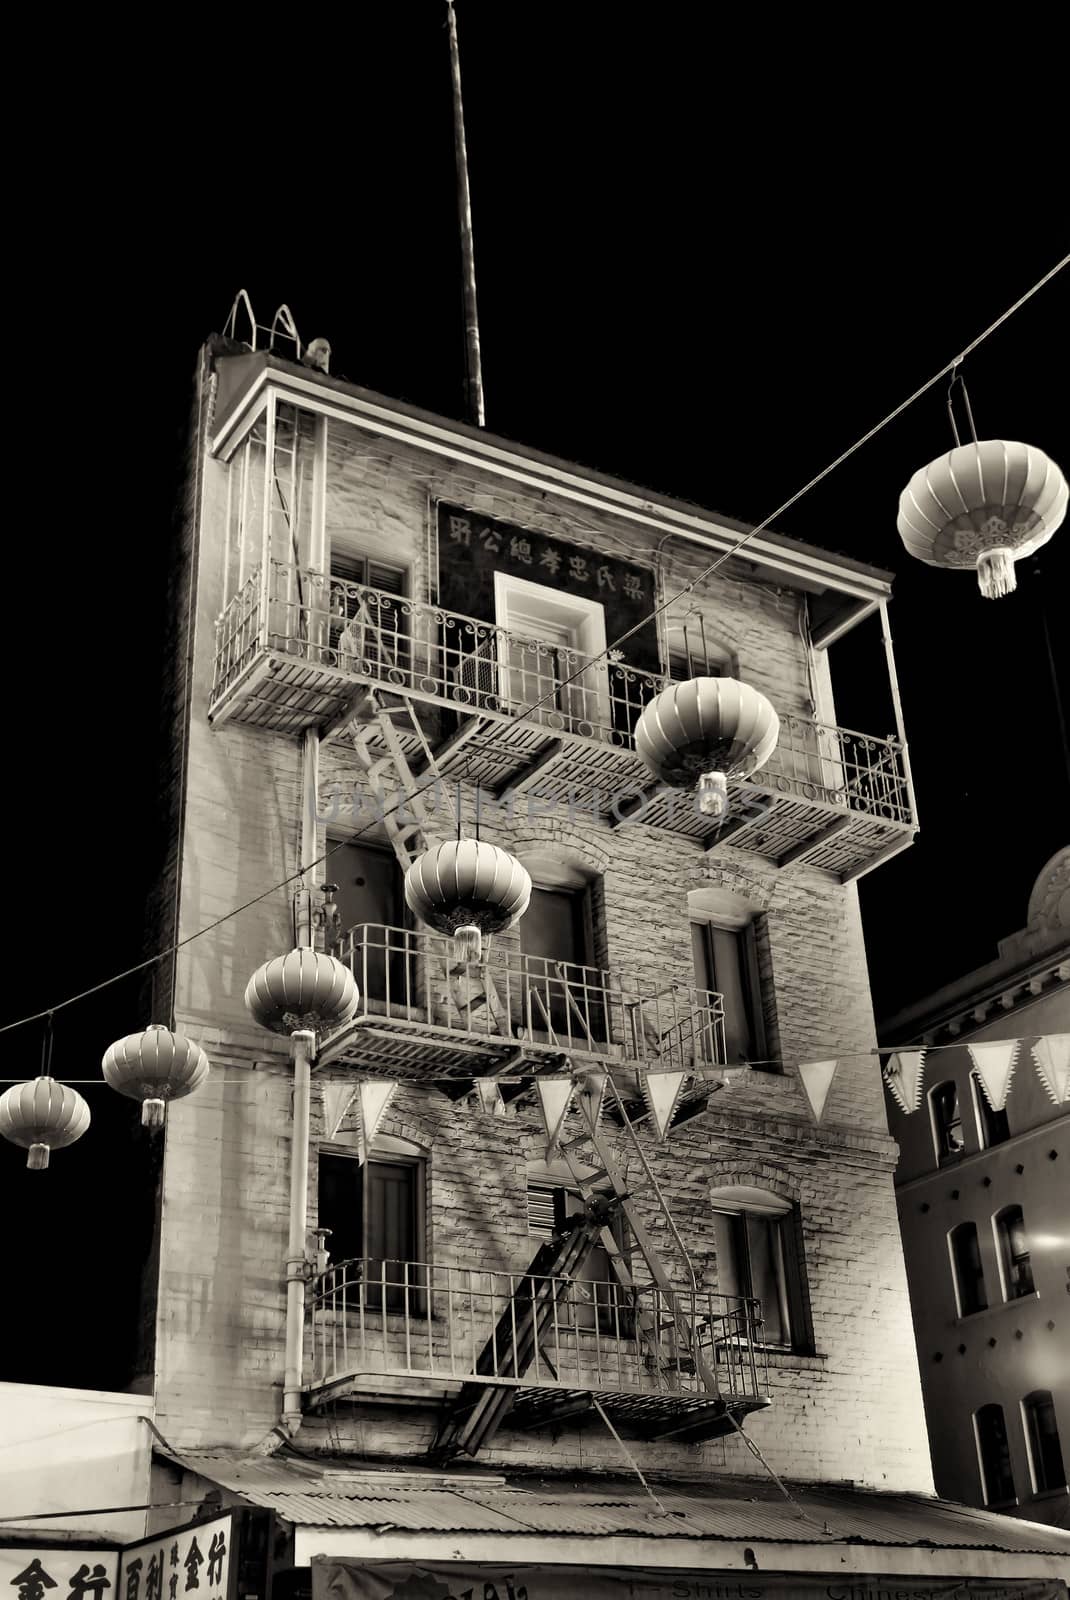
[
  {"xmin": 710, "ymin": 1187, "xmax": 813, "ymax": 1354},
  {"xmin": 948, "ymin": 1220, "xmax": 988, "ymax": 1317},
  {"xmin": 690, "ymin": 915, "xmax": 769, "ymax": 1067},
  {"xmin": 929, "ymin": 1078, "xmax": 966, "ymax": 1164},
  {"xmin": 1021, "ymin": 1390, "xmax": 1068, "ymax": 1496},
  {"xmin": 316, "ymin": 1140, "xmax": 427, "ymax": 1311},
  {"xmin": 970, "ymin": 1070, "xmax": 1010, "ymax": 1149},
  {"xmin": 493, "ymin": 570, "xmax": 610, "ymax": 732},
  {"xmin": 994, "ymin": 1204, "xmax": 1035, "ymax": 1301},
  {"xmin": 974, "ymin": 1402, "xmax": 1018, "ymax": 1507}
]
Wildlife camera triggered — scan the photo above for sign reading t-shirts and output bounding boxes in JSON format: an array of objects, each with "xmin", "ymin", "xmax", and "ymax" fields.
[{"xmin": 436, "ymin": 503, "xmax": 662, "ymax": 672}]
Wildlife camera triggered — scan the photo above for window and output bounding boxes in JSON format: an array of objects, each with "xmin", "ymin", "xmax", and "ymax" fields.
[
  {"xmin": 493, "ymin": 572, "xmax": 608, "ymax": 733},
  {"xmin": 949, "ymin": 1222, "xmax": 987, "ymax": 1316},
  {"xmin": 525, "ymin": 1171, "xmax": 629, "ymax": 1335},
  {"xmin": 665, "ymin": 620, "xmax": 735, "ymax": 682},
  {"xmin": 995, "ymin": 1206, "xmax": 1035, "ymax": 1299},
  {"xmin": 691, "ymin": 919, "xmax": 767, "ymax": 1065},
  {"xmin": 317, "ymin": 1143, "xmax": 424, "ymax": 1311},
  {"xmin": 1023, "ymin": 1391, "xmax": 1067, "ymax": 1494},
  {"xmin": 710, "ymin": 1187, "xmax": 811, "ymax": 1352},
  {"xmin": 930, "ymin": 1080, "xmax": 965, "ymax": 1163},
  {"xmin": 520, "ymin": 881, "xmax": 604, "ymax": 1043},
  {"xmin": 327, "ymin": 838, "xmax": 410, "ymax": 1002},
  {"xmin": 975, "ymin": 1403, "xmax": 1016, "ymax": 1505},
  {"xmin": 971, "ymin": 1072, "xmax": 1010, "ymax": 1148},
  {"xmin": 330, "ymin": 550, "xmax": 408, "ymax": 675}
]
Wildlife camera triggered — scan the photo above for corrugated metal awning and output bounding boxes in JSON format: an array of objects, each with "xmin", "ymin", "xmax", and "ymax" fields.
[{"xmin": 159, "ymin": 1451, "xmax": 1070, "ymax": 1557}]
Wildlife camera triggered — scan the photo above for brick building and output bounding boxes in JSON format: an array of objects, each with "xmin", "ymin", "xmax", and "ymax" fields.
[
  {"xmin": 2, "ymin": 323, "xmax": 1068, "ymax": 1597},
  {"xmin": 881, "ymin": 846, "xmax": 1070, "ymax": 1530}
]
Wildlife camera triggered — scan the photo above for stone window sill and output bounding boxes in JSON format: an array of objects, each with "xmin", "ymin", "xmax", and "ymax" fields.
[{"xmin": 956, "ymin": 1291, "xmax": 1040, "ymax": 1326}]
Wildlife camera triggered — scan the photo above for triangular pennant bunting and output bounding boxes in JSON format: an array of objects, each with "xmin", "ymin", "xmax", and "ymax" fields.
[
  {"xmin": 356, "ymin": 1077, "xmax": 399, "ymax": 1162},
  {"xmin": 1031, "ymin": 1034, "xmax": 1070, "ymax": 1104},
  {"xmin": 535, "ymin": 1076, "xmax": 573, "ymax": 1154},
  {"xmin": 798, "ymin": 1059, "xmax": 838, "ymax": 1124},
  {"xmin": 321, "ymin": 1083, "xmax": 357, "ymax": 1140},
  {"xmin": 642, "ymin": 1070, "xmax": 687, "ymax": 1140},
  {"xmin": 473, "ymin": 1077, "xmax": 506, "ymax": 1117},
  {"xmin": 967, "ymin": 1040, "xmax": 1022, "ymax": 1111},
  {"xmin": 575, "ymin": 1069, "xmax": 608, "ymax": 1130},
  {"xmin": 883, "ymin": 1050, "xmax": 926, "ymax": 1113}
]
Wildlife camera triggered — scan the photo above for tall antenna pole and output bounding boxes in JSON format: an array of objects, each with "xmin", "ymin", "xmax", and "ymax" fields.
[{"xmin": 446, "ymin": 0, "xmax": 485, "ymax": 427}]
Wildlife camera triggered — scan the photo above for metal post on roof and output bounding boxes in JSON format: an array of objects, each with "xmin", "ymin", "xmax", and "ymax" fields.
[{"xmin": 446, "ymin": 0, "xmax": 486, "ymax": 427}]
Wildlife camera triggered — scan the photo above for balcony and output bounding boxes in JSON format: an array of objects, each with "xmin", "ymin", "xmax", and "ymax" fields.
[
  {"xmin": 306, "ymin": 1255, "xmax": 770, "ymax": 1444},
  {"xmin": 210, "ymin": 562, "xmax": 915, "ymax": 878},
  {"xmin": 317, "ymin": 921, "xmax": 726, "ymax": 1083}
]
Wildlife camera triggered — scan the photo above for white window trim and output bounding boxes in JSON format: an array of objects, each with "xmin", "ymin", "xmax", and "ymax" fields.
[{"xmin": 493, "ymin": 570, "xmax": 610, "ymax": 730}]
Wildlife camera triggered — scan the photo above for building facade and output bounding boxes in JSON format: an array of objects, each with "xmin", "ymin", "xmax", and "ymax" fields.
[
  {"xmin": 3, "ymin": 321, "xmax": 1068, "ymax": 1596},
  {"xmin": 882, "ymin": 847, "xmax": 1070, "ymax": 1531}
]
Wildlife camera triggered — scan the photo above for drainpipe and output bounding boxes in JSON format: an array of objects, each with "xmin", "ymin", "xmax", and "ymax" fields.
[{"xmin": 282, "ymin": 1027, "xmax": 315, "ymax": 1433}]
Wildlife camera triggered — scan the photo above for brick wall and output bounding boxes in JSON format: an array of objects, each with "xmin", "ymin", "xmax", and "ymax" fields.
[{"xmin": 151, "ymin": 372, "xmax": 932, "ymax": 1493}]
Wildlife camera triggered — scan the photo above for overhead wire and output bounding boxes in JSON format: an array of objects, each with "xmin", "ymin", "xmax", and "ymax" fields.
[{"xmin": 1, "ymin": 253, "xmax": 1066, "ymax": 1044}]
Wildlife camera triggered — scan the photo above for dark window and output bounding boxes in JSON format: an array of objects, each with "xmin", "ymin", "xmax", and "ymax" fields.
[
  {"xmin": 318, "ymin": 1151, "xmax": 422, "ymax": 1311},
  {"xmin": 327, "ymin": 838, "xmax": 410, "ymax": 1003},
  {"xmin": 950, "ymin": 1222, "xmax": 987, "ymax": 1316},
  {"xmin": 996, "ymin": 1205, "xmax": 1035, "ymax": 1299},
  {"xmin": 973, "ymin": 1073, "xmax": 1010, "ymax": 1147},
  {"xmin": 976, "ymin": 1403, "xmax": 1016, "ymax": 1505},
  {"xmin": 931, "ymin": 1080, "xmax": 965, "ymax": 1163},
  {"xmin": 691, "ymin": 920, "xmax": 767, "ymax": 1065},
  {"xmin": 329, "ymin": 550, "xmax": 408, "ymax": 675},
  {"xmin": 520, "ymin": 884, "xmax": 603, "ymax": 1043},
  {"xmin": 526, "ymin": 1180, "xmax": 629, "ymax": 1335},
  {"xmin": 713, "ymin": 1205, "xmax": 811, "ymax": 1351},
  {"xmin": 1023, "ymin": 1391, "xmax": 1067, "ymax": 1493}
]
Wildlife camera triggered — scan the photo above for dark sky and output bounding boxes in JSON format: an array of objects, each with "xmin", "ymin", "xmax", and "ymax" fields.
[{"xmin": 1, "ymin": 6, "xmax": 1067, "ymax": 1386}]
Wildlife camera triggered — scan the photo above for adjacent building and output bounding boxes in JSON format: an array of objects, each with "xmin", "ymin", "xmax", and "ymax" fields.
[
  {"xmin": 3, "ymin": 313, "xmax": 1068, "ymax": 1598},
  {"xmin": 882, "ymin": 846, "xmax": 1070, "ymax": 1530}
]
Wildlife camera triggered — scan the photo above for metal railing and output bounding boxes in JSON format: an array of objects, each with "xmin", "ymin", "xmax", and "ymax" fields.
[
  {"xmin": 329, "ymin": 921, "xmax": 727, "ymax": 1071},
  {"xmin": 211, "ymin": 562, "xmax": 913, "ymax": 824},
  {"xmin": 309, "ymin": 1256, "xmax": 767, "ymax": 1404}
]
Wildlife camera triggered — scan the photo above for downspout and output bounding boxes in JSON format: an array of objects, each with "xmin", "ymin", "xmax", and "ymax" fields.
[{"xmin": 283, "ymin": 1027, "xmax": 315, "ymax": 1433}]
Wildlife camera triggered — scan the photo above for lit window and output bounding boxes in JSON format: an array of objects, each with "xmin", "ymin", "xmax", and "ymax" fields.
[
  {"xmin": 949, "ymin": 1222, "xmax": 987, "ymax": 1316},
  {"xmin": 995, "ymin": 1205, "xmax": 1035, "ymax": 1300},
  {"xmin": 971, "ymin": 1072, "xmax": 1010, "ymax": 1148},
  {"xmin": 710, "ymin": 1186, "xmax": 811, "ymax": 1352},
  {"xmin": 930, "ymin": 1080, "xmax": 965, "ymax": 1163},
  {"xmin": 1023, "ymin": 1391, "xmax": 1067, "ymax": 1494},
  {"xmin": 975, "ymin": 1403, "xmax": 1016, "ymax": 1505}
]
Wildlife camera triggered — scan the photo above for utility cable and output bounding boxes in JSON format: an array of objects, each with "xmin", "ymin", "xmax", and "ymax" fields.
[{"xmin": 0, "ymin": 255, "xmax": 1065, "ymax": 1041}]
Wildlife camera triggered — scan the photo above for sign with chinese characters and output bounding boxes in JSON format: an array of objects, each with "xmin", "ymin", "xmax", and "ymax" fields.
[
  {"xmin": 2, "ymin": 1552, "xmax": 120, "ymax": 1600},
  {"xmin": 117, "ymin": 1515, "xmax": 232, "ymax": 1600},
  {"xmin": 436, "ymin": 503, "xmax": 661, "ymax": 671}
]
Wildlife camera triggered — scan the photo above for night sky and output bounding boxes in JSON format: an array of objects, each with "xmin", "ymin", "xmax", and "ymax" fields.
[{"xmin": 2, "ymin": 7, "xmax": 1066, "ymax": 1390}]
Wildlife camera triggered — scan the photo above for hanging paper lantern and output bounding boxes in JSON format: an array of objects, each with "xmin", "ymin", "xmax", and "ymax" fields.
[
  {"xmin": 897, "ymin": 441, "xmax": 1067, "ymax": 598},
  {"xmin": 634, "ymin": 677, "xmax": 779, "ymax": 817},
  {"xmin": 102, "ymin": 1025, "xmax": 210, "ymax": 1129},
  {"xmin": 0, "ymin": 1076, "xmax": 90, "ymax": 1169},
  {"xmin": 404, "ymin": 839, "xmax": 531, "ymax": 962},
  {"xmin": 245, "ymin": 948, "xmax": 359, "ymax": 1036}
]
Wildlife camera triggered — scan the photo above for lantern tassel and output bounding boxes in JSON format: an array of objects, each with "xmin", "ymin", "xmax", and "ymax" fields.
[
  {"xmin": 976, "ymin": 547, "xmax": 1017, "ymax": 599},
  {"xmin": 697, "ymin": 770, "xmax": 729, "ymax": 817},
  {"xmin": 27, "ymin": 1143, "xmax": 50, "ymax": 1170},
  {"xmin": 454, "ymin": 924, "xmax": 482, "ymax": 963},
  {"xmin": 141, "ymin": 1098, "xmax": 166, "ymax": 1130}
]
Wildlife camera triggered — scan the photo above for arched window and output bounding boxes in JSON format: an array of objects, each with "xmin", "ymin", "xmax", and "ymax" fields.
[
  {"xmin": 709, "ymin": 1185, "xmax": 812, "ymax": 1352},
  {"xmin": 1022, "ymin": 1391, "xmax": 1067, "ymax": 1494},
  {"xmin": 929, "ymin": 1079, "xmax": 965, "ymax": 1163},
  {"xmin": 949, "ymin": 1222, "xmax": 987, "ymax": 1316},
  {"xmin": 688, "ymin": 887, "xmax": 773, "ymax": 1070},
  {"xmin": 975, "ymin": 1403, "xmax": 1016, "ymax": 1506},
  {"xmin": 665, "ymin": 619, "xmax": 737, "ymax": 682},
  {"xmin": 995, "ymin": 1205, "xmax": 1035, "ymax": 1299},
  {"xmin": 971, "ymin": 1071, "xmax": 1010, "ymax": 1148}
]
